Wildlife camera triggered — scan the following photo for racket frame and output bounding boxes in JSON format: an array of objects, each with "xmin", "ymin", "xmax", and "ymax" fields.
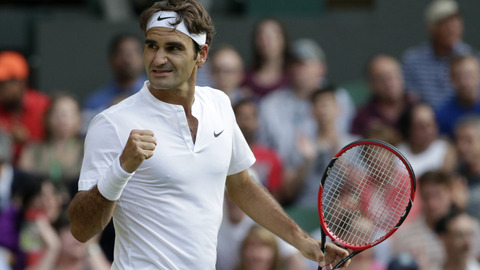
[{"xmin": 317, "ymin": 139, "xmax": 416, "ymax": 269}]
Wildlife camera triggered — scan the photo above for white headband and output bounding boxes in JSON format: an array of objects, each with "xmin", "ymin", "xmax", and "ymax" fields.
[{"xmin": 146, "ymin": 11, "xmax": 207, "ymax": 46}]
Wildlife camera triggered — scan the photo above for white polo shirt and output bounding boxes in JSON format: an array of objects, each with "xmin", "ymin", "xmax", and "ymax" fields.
[{"xmin": 78, "ymin": 81, "xmax": 255, "ymax": 270}]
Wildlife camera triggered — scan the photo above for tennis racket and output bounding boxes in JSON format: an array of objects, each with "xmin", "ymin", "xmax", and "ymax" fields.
[{"xmin": 317, "ymin": 139, "xmax": 416, "ymax": 270}]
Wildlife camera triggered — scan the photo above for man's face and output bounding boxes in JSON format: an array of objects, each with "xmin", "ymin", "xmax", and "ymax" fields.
[
  {"xmin": 0, "ymin": 79, "xmax": 26, "ymax": 110},
  {"xmin": 290, "ymin": 60, "xmax": 324, "ymax": 92},
  {"xmin": 455, "ymin": 124, "xmax": 480, "ymax": 164},
  {"xmin": 210, "ymin": 49, "xmax": 244, "ymax": 93},
  {"xmin": 409, "ymin": 105, "xmax": 438, "ymax": 147},
  {"xmin": 368, "ymin": 56, "xmax": 404, "ymax": 101},
  {"xmin": 420, "ymin": 182, "xmax": 452, "ymax": 222},
  {"xmin": 442, "ymin": 214, "xmax": 475, "ymax": 261},
  {"xmin": 255, "ymin": 20, "xmax": 285, "ymax": 61},
  {"xmin": 311, "ymin": 92, "xmax": 338, "ymax": 125},
  {"xmin": 110, "ymin": 38, "xmax": 144, "ymax": 81},
  {"xmin": 451, "ymin": 58, "xmax": 480, "ymax": 102},
  {"xmin": 431, "ymin": 15, "xmax": 463, "ymax": 50},
  {"xmin": 143, "ymin": 27, "xmax": 207, "ymax": 91},
  {"xmin": 235, "ymin": 102, "xmax": 258, "ymax": 142}
]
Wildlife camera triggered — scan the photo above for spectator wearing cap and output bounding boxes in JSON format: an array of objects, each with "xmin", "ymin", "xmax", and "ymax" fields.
[
  {"xmin": 0, "ymin": 51, "xmax": 50, "ymax": 164},
  {"xmin": 402, "ymin": 0, "xmax": 477, "ymax": 108},
  {"xmin": 351, "ymin": 54, "xmax": 418, "ymax": 138},
  {"xmin": 257, "ymin": 38, "xmax": 355, "ymax": 205}
]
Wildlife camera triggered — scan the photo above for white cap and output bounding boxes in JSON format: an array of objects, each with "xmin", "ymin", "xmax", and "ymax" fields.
[{"xmin": 425, "ymin": 0, "xmax": 460, "ymax": 27}]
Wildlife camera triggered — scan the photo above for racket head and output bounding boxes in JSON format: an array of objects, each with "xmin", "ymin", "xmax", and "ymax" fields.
[{"xmin": 317, "ymin": 139, "xmax": 416, "ymax": 251}]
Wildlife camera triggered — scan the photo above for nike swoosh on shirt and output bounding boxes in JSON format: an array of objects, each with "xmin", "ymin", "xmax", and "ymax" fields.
[
  {"xmin": 157, "ymin": 16, "xmax": 176, "ymax": 21},
  {"xmin": 214, "ymin": 130, "xmax": 224, "ymax": 137}
]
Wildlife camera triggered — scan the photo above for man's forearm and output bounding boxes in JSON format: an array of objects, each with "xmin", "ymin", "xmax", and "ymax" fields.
[
  {"xmin": 68, "ymin": 185, "xmax": 116, "ymax": 243},
  {"xmin": 226, "ymin": 171, "xmax": 310, "ymax": 249}
]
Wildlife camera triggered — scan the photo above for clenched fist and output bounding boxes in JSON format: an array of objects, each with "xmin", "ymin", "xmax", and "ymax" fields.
[{"xmin": 120, "ymin": 129, "xmax": 157, "ymax": 173}]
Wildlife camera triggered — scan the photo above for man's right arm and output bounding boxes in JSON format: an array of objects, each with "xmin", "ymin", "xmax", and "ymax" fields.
[
  {"xmin": 68, "ymin": 186, "xmax": 116, "ymax": 243},
  {"xmin": 68, "ymin": 129, "xmax": 157, "ymax": 243}
]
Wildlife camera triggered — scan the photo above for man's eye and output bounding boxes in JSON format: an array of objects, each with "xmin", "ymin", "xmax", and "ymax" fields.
[
  {"xmin": 168, "ymin": 46, "xmax": 181, "ymax": 51},
  {"xmin": 147, "ymin": 44, "xmax": 158, "ymax": 49}
]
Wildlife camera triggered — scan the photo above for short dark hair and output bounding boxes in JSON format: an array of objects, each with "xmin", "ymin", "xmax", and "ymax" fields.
[
  {"xmin": 418, "ymin": 170, "xmax": 452, "ymax": 190},
  {"xmin": 108, "ymin": 33, "xmax": 143, "ymax": 58},
  {"xmin": 310, "ymin": 84, "xmax": 337, "ymax": 104},
  {"xmin": 397, "ymin": 102, "xmax": 434, "ymax": 140},
  {"xmin": 139, "ymin": 0, "xmax": 216, "ymax": 47},
  {"xmin": 233, "ymin": 98, "xmax": 257, "ymax": 116}
]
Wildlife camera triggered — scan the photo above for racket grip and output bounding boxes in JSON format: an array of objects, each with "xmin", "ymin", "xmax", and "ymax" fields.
[{"xmin": 332, "ymin": 250, "xmax": 361, "ymax": 270}]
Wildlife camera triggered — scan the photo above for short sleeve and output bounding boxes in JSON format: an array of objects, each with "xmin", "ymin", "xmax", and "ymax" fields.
[{"xmin": 78, "ymin": 114, "xmax": 123, "ymax": 191}]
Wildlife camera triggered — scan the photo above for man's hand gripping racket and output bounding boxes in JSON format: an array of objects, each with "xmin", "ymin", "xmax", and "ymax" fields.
[{"xmin": 317, "ymin": 139, "xmax": 416, "ymax": 269}]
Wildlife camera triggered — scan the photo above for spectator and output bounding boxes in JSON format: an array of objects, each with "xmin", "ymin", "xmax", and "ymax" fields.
[
  {"xmin": 82, "ymin": 33, "xmax": 146, "ymax": 131},
  {"xmin": 210, "ymin": 45, "xmax": 251, "ymax": 105},
  {"xmin": 436, "ymin": 55, "xmax": 480, "ymax": 138},
  {"xmin": 397, "ymin": 103, "xmax": 457, "ymax": 221},
  {"xmin": 402, "ymin": 0, "xmax": 476, "ymax": 108},
  {"xmin": 18, "ymin": 93, "xmax": 84, "ymax": 190},
  {"xmin": 233, "ymin": 100, "xmax": 284, "ymax": 202},
  {"xmin": 258, "ymin": 38, "xmax": 354, "ymax": 204},
  {"xmin": 54, "ymin": 211, "xmax": 111, "ymax": 270},
  {"xmin": 216, "ymin": 190, "xmax": 305, "ymax": 270},
  {"xmin": 454, "ymin": 115, "xmax": 480, "ymax": 221},
  {"xmin": 391, "ymin": 170, "xmax": 465, "ymax": 270},
  {"xmin": 22, "ymin": 179, "xmax": 64, "ymax": 269},
  {"xmin": 398, "ymin": 103, "xmax": 457, "ymax": 177},
  {"xmin": 351, "ymin": 54, "xmax": 417, "ymax": 137},
  {"xmin": 293, "ymin": 86, "xmax": 358, "ymax": 207},
  {"xmin": 243, "ymin": 17, "xmax": 291, "ymax": 99},
  {"xmin": 435, "ymin": 209, "xmax": 480, "ymax": 270},
  {"xmin": 0, "ymin": 51, "xmax": 50, "ymax": 164},
  {"xmin": 0, "ymin": 131, "xmax": 38, "ymax": 270},
  {"xmin": 235, "ymin": 225, "xmax": 281, "ymax": 270}
]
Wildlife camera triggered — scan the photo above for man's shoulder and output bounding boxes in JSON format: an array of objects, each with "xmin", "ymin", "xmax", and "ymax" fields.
[
  {"xmin": 195, "ymin": 85, "xmax": 232, "ymax": 106},
  {"xmin": 196, "ymin": 85, "xmax": 227, "ymax": 97}
]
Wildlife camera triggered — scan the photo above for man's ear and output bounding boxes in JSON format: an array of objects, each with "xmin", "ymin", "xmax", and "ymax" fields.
[{"xmin": 196, "ymin": 44, "xmax": 209, "ymax": 67}]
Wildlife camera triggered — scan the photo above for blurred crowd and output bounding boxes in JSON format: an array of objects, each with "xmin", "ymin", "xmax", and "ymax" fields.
[{"xmin": 0, "ymin": 0, "xmax": 480, "ymax": 269}]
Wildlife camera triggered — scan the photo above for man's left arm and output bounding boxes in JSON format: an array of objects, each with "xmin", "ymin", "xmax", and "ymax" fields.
[{"xmin": 225, "ymin": 169, "xmax": 350, "ymax": 269}]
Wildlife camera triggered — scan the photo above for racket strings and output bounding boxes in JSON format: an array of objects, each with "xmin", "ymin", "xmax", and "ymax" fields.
[{"xmin": 322, "ymin": 144, "xmax": 412, "ymax": 247}]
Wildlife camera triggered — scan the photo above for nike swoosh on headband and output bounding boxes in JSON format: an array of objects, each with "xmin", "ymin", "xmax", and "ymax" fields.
[
  {"xmin": 147, "ymin": 11, "xmax": 207, "ymax": 46},
  {"xmin": 157, "ymin": 16, "xmax": 176, "ymax": 21}
]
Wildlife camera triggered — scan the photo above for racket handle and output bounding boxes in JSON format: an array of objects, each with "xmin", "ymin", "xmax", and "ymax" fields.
[
  {"xmin": 332, "ymin": 250, "xmax": 362, "ymax": 270},
  {"xmin": 316, "ymin": 250, "xmax": 361, "ymax": 270}
]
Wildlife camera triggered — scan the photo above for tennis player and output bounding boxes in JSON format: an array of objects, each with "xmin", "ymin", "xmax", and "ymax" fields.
[{"xmin": 67, "ymin": 0, "xmax": 349, "ymax": 269}]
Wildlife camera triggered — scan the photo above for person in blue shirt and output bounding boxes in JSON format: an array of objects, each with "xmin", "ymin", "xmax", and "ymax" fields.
[
  {"xmin": 82, "ymin": 33, "xmax": 147, "ymax": 132},
  {"xmin": 402, "ymin": 0, "xmax": 476, "ymax": 108},
  {"xmin": 435, "ymin": 54, "xmax": 480, "ymax": 137}
]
